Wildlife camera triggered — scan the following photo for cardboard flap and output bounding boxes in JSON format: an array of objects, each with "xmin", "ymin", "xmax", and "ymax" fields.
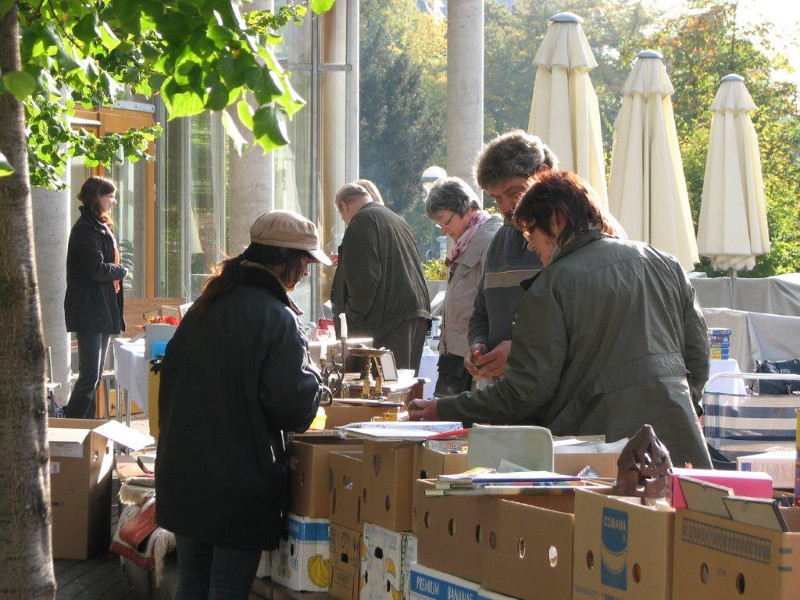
[
  {"xmin": 93, "ymin": 420, "xmax": 154, "ymax": 451},
  {"xmin": 722, "ymin": 496, "xmax": 789, "ymax": 532},
  {"xmin": 48, "ymin": 427, "xmax": 91, "ymax": 445},
  {"xmin": 679, "ymin": 476, "xmax": 733, "ymax": 518}
]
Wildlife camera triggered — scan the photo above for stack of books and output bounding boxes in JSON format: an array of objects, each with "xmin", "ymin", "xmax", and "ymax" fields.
[{"xmin": 425, "ymin": 468, "xmax": 599, "ymax": 496}]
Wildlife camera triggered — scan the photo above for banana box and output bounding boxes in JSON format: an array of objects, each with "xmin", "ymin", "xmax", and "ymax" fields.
[
  {"xmin": 361, "ymin": 522, "xmax": 418, "ymax": 600},
  {"xmin": 477, "ymin": 589, "xmax": 517, "ymax": 600},
  {"xmin": 409, "ymin": 562, "xmax": 480, "ymax": 600},
  {"xmin": 271, "ymin": 513, "xmax": 330, "ymax": 591},
  {"xmin": 329, "ymin": 523, "xmax": 362, "ymax": 600}
]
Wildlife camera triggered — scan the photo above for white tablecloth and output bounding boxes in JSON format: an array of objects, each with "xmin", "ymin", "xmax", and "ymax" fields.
[
  {"xmin": 707, "ymin": 358, "xmax": 746, "ymax": 395},
  {"xmin": 113, "ymin": 338, "xmax": 149, "ymax": 414}
]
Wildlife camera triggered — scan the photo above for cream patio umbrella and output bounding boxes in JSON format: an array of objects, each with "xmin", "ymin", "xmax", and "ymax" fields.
[
  {"xmin": 696, "ymin": 74, "xmax": 769, "ymax": 278},
  {"xmin": 528, "ymin": 12, "xmax": 607, "ymax": 208},
  {"xmin": 608, "ymin": 50, "xmax": 699, "ymax": 271}
]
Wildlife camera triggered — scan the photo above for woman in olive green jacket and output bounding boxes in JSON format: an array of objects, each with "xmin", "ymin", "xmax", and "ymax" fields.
[{"xmin": 410, "ymin": 170, "xmax": 711, "ymax": 468}]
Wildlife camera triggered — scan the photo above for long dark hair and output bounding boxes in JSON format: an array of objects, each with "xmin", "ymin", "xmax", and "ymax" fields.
[
  {"xmin": 192, "ymin": 244, "xmax": 312, "ymax": 317},
  {"xmin": 78, "ymin": 176, "xmax": 116, "ymax": 227}
]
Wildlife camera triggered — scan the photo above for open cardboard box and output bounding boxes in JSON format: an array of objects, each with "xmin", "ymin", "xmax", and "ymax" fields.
[
  {"xmin": 329, "ymin": 451, "xmax": 364, "ymax": 530},
  {"xmin": 48, "ymin": 418, "xmax": 154, "ymax": 559}
]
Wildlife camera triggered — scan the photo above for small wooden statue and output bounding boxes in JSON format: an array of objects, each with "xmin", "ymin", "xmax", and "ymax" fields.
[{"xmin": 612, "ymin": 424, "xmax": 673, "ymax": 498}]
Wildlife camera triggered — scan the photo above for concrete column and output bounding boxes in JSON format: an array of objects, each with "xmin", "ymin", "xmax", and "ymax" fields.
[
  {"xmin": 446, "ymin": 1, "xmax": 484, "ymax": 197},
  {"xmin": 228, "ymin": 0, "xmax": 274, "ymax": 255},
  {"xmin": 32, "ymin": 184, "xmax": 71, "ymax": 405}
]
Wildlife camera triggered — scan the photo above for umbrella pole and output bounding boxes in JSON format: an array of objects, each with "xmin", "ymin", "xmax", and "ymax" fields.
[{"xmin": 729, "ymin": 268, "xmax": 738, "ymax": 310}]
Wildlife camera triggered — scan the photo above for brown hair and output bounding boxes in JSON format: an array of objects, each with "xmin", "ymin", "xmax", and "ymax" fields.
[
  {"xmin": 78, "ymin": 176, "xmax": 116, "ymax": 226},
  {"xmin": 192, "ymin": 244, "xmax": 311, "ymax": 317},
  {"xmin": 513, "ymin": 170, "xmax": 607, "ymax": 248}
]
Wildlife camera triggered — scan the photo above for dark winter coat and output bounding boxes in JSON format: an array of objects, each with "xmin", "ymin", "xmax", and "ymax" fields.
[
  {"xmin": 332, "ymin": 202, "xmax": 430, "ymax": 339},
  {"xmin": 64, "ymin": 206, "xmax": 127, "ymax": 333},
  {"xmin": 155, "ymin": 266, "xmax": 323, "ymax": 550}
]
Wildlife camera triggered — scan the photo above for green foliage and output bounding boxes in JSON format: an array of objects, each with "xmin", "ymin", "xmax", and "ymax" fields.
[
  {"xmin": 11, "ymin": 0, "xmax": 325, "ymax": 189},
  {"xmin": 422, "ymin": 257, "xmax": 447, "ymax": 281},
  {"xmin": 0, "ymin": 151, "xmax": 14, "ymax": 176},
  {"xmin": 359, "ymin": 0, "xmax": 445, "ymax": 254}
]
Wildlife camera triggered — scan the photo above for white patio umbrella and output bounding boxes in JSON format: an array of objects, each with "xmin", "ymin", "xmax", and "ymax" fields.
[
  {"xmin": 528, "ymin": 12, "xmax": 607, "ymax": 208},
  {"xmin": 608, "ymin": 50, "xmax": 699, "ymax": 271},
  {"xmin": 696, "ymin": 74, "xmax": 769, "ymax": 275}
]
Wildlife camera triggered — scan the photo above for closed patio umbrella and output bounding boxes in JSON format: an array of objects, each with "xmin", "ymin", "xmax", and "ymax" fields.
[
  {"xmin": 608, "ymin": 50, "xmax": 699, "ymax": 271},
  {"xmin": 696, "ymin": 74, "xmax": 769, "ymax": 274},
  {"xmin": 528, "ymin": 12, "xmax": 607, "ymax": 208}
]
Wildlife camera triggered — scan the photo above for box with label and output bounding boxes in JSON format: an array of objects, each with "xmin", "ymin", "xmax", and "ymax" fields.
[
  {"xmin": 481, "ymin": 495, "xmax": 575, "ymax": 599},
  {"xmin": 572, "ymin": 489, "xmax": 675, "ymax": 600},
  {"xmin": 409, "ymin": 562, "xmax": 481, "ymax": 600},
  {"xmin": 667, "ymin": 468, "xmax": 773, "ymax": 508},
  {"xmin": 554, "ymin": 450, "xmax": 620, "ymax": 478},
  {"xmin": 329, "ymin": 523, "xmax": 362, "ymax": 600},
  {"xmin": 737, "ymin": 450, "xmax": 795, "ymax": 489},
  {"xmin": 477, "ymin": 589, "xmax": 517, "ymax": 600},
  {"xmin": 48, "ymin": 418, "xmax": 153, "ymax": 559},
  {"xmin": 673, "ymin": 506, "xmax": 800, "ymax": 600},
  {"xmin": 289, "ymin": 436, "xmax": 362, "ymax": 517},
  {"xmin": 271, "ymin": 514, "xmax": 330, "ymax": 591},
  {"xmin": 411, "ymin": 441, "xmax": 469, "ymax": 534},
  {"xmin": 414, "ymin": 479, "xmax": 485, "ymax": 583},
  {"xmin": 329, "ymin": 451, "xmax": 364, "ymax": 530},
  {"xmin": 362, "ymin": 440, "xmax": 417, "ymax": 531},
  {"xmin": 361, "ymin": 522, "xmax": 417, "ymax": 600}
]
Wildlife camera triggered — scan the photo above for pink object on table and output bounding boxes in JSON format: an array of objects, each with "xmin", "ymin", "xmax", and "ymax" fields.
[{"xmin": 667, "ymin": 467, "xmax": 773, "ymax": 508}]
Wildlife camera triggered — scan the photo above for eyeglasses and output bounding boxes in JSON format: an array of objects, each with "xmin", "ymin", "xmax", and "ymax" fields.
[
  {"xmin": 434, "ymin": 212, "xmax": 457, "ymax": 230},
  {"xmin": 521, "ymin": 223, "xmax": 536, "ymax": 242}
]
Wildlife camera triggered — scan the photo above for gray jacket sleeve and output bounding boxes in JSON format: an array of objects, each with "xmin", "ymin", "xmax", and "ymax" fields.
[
  {"xmin": 439, "ymin": 284, "xmax": 566, "ymax": 424},
  {"xmin": 680, "ymin": 274, "xmax": 710, "ymax": 412},
  {"xmin": 341, "ymin": 222, "xmax": 382, "ymax": 331},
  {"xmin": 467, "ymin": 271, "xmax": 489, "ymax": 348}
]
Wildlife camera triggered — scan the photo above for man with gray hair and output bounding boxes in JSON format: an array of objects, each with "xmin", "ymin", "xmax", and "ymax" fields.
[
  {"xmin": 465, "ymin": 130, "xmax": 557, "ymax": 382},
  {"xmin": 331, "ymin": 182, "xmax": 431, "ymax": 373}
]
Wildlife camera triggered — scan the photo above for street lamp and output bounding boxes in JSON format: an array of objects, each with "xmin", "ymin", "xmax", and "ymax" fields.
[{"xmin": 420, "ymin": 166, "xmax": 447, "ymax": 259}]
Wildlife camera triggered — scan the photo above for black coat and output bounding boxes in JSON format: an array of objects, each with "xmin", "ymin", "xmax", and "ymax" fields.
[
  {"xmin": 64, "ymin": 206, "xmax": 127, "ymax": 334},
  {"xmin": 155, "ymin": 266, "xmax": 322, "ymax": 550}
]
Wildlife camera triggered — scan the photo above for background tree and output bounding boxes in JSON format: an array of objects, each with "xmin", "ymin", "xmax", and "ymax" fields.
[{"xmin": 0, "ymin": 1, "xmax": 332, "ymax": 596}]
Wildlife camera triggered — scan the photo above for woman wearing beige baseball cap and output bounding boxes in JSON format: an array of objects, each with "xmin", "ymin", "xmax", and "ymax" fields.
[{"xmin": 155, "ymin": 210, "xmax": 330, "ymax": 598}]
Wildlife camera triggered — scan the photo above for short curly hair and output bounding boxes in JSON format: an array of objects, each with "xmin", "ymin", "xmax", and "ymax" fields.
[{"xmin": 473, "ymin": 130, "xmax": 558, "ymax": 189}]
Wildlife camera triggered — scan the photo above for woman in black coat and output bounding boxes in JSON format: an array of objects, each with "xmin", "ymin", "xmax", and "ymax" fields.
[
  {"xmin": 63, "ymin": 176, "xmax": 127, "ymax": 418},
  {"xmin": 155, "ymin": 210, "xmax": 331, "ymax": 599}
]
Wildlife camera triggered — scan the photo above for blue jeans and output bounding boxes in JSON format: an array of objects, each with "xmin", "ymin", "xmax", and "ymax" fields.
[
  {"xmin": 64, "ymin": 332, "xmax": 110, "ymax": 419},
  {"xmin": 175, "ymin": 535, "xmax": 261, "ymax": 599}
]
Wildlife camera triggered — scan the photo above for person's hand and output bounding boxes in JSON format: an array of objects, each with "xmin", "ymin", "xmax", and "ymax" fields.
[
  {"xmin": 473, "ymin": 340, "xmax": 511, "ymax": 378},
  {"xmin": 408, "ymin": 398, "xmax": 440, "ymax": 421},
  {"xmin": 465, "ymin": 343, "xmax": 488, "ymax": 377},
  {"xmin": 329, "ymin": 253, "xmax": 339, "ymax": 266}
]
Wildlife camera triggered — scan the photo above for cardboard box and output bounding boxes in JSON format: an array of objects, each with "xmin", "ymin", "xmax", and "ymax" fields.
[
  {"xmin": 668, "ymin": 468, "xmax": 773, "ymax": 509},
  {"xmin": 673, "ymin": 506, "xmax": 800, "ymax": 599},
  {"xmin": 481, "ymin": 495, "xmax": 575, "ymax": 600},
  {"xmin": 329, "ymin": 523, "xmax": 362, "ymax": 600},
  {"xmin": 361, "ymin": 522, "xmax": 417, "ymax": 600},
  {"xmin": 738, "ymin": 450, "xmax": 795, "ymax": 489},
  {"xmin": 362, "ymin": 440, "xmax": 416, "ymax": 531},
  {"xmin": 414, "ymin": 479, "xmax": 485, "ymax": 583},
  {"xmin": 271, "ymin": 514, "xmax": 330, "ymax": 591},
  {"xmin": 329, "ymin": 451, "xmax": 364, "ymax": 530},
  {"xmin": 409, "ymin": 562, "xmax": 481, "ymax": 600},
  {"xmin": 411, "ymin": 441, "xmax": 469, "ymax": 534},
  {"xmin": 477, "ymin": 589, "xmax": 517, "ymax": 600},
  {"xmin": 554, "ymin": 450, "xmax": 620, "ymax": 478},
  {"xmin": 572, "ymin": 489, "xmax": 675, "ymax": 600},
  {"xmin": 48, "ymin": 418, "xmax": 153, "ymax": 559},
  {"xmin": 325, "ymin": 402, "xmax": 404, "ymax": 428},
  {"xmin": 289, "ymin": 437, "xmax": 362, "ymax": 517}
]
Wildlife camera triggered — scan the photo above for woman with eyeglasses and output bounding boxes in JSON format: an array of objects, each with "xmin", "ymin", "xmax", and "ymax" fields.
[
  {"xmin": 411, "ymin": 170, "xmax": 711, "ymax": 468},
  {"xmin": 63, "ymin": 176, "xmax": 127, "ymax": 419},
  {"xmin": 424, "ymin": 177, "xmax": 502, "ymax": 396}
]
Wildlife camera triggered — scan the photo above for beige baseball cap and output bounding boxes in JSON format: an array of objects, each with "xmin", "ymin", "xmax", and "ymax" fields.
[{"xmin": 250, "ymin": 210, "xmax": 332, "ymax": 266}]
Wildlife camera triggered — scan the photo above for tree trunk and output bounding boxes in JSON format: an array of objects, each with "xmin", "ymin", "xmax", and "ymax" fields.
[{"xmin": 0, "ymin": 5, "xmax": 57, "ymax": 599}]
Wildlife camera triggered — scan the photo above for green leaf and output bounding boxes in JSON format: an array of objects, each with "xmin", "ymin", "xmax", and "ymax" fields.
[
  {"xmin": 205, "ymin": 82, "xmax": 229, "ymax": 111},
  {"xmin": 253, "ymin": 105, "xmax": 289, "ymax": 152},
  {"xmin": 221, "ymin": 110, "xmax": 247, "ymax": 156},
  {"xmin": 245, "ymin": 66, "xmax": 282, "ymax": 105},
  {"xmin": 3, "ymin": 71, "xmax": 37, "ymax": 101},
  {"xmin": 236, "ymin": 99, "xmax": 254, "ymax": 130},
  {"xmin": 309, "ymin": 0, "xmax": 336, "ymax": 14},
  {"xmin": 99, "ymin": 23, "xmax": 121, "ymax": 51},
  {"xmin": 167, "ymin": 89, "xmax": 204, "ymax": 117},
  {"xmin": 73, "ymin": 14, "xmax": 100, "ymax": 44},
  {"xmin": 0, "ymin": 151, "xmax": 15, "ymax": 176}
]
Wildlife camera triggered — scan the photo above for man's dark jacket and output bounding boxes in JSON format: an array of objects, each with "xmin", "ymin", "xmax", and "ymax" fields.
[
  {"xmin": 155, "ymin": 267, "xmax": 322, "ymax": 550},
  {"xmin": 331, "ymin": 202, "xmax": 430, "ymax": 338},
  {"xmin": 64, "ymin": 206, "xmax": 126, "ymax": 333}
]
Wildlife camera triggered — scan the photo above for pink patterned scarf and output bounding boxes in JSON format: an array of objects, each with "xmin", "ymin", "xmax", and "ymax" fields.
[{"xmin": 445, "ymin": 210, "xmax": 492, "ymax": 271}]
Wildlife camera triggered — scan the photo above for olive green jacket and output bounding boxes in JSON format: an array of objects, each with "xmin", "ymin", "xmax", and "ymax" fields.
[{"xmin": 437, "ymin": 231, "xmax": 712, "ymax": 468}]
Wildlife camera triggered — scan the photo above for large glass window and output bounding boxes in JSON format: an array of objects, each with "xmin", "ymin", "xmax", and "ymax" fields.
[{"xmin": 111, "ymin": 159, "xmax": 147, "ymax": 296}]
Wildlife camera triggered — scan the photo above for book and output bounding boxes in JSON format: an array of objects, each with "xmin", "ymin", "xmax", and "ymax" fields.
[{"xmin": 424, "ymin": 479, "xmax": 605, "ymax": 497}]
